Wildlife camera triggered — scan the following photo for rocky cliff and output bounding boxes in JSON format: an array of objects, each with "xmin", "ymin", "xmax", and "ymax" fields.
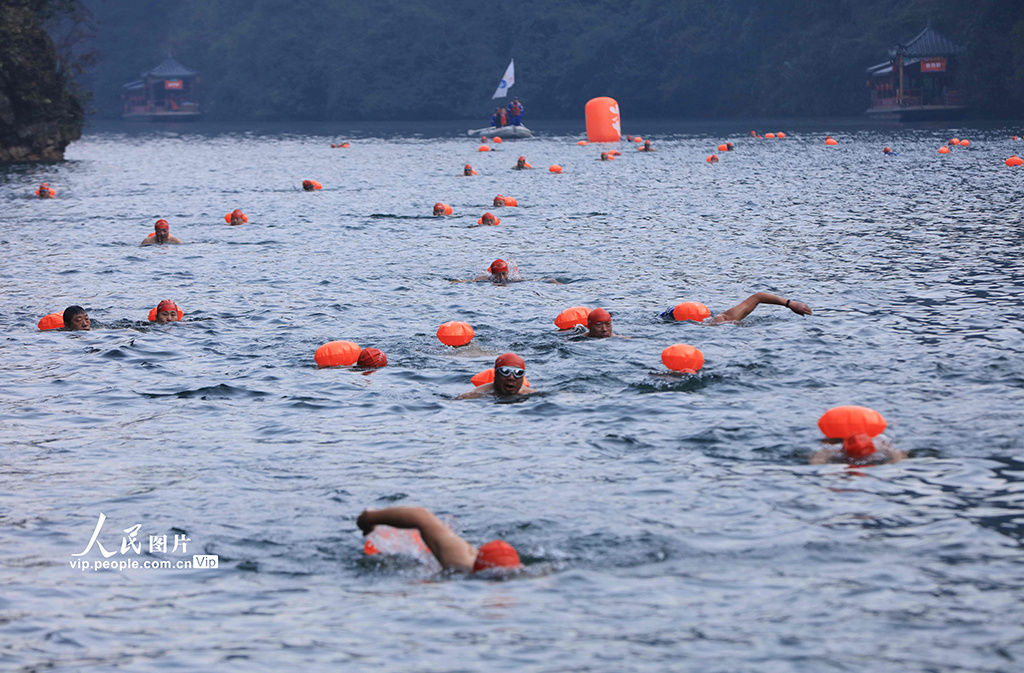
[{"xmin": 0, "ymin": 2, "xmax": 83, "ymax": 162}]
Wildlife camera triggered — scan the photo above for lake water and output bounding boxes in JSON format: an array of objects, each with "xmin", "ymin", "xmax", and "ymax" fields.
[{"xmin": 1, "ymin": 119, "xmax": 1023, "ymax": 672}]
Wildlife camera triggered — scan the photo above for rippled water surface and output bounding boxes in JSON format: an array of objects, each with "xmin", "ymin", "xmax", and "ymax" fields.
[{"xmin": 2, "ymin": 119, "xmax": 1023, "ymax": 672}]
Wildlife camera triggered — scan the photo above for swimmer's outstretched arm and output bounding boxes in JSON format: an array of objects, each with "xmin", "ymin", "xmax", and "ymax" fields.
[
  {"xmin": 450, "ymin": 275, "xmax": 489, "ymax": 283},
  {"xmin": 357, "ymin": 506, "xmax": 477, "ymax": 571},
  {"xmin": 140, "ymin": 238, "xmax": 153, "ymax": 246},
  {"xmin": 713, "ymin": 292, "xmax": 811, "ymax": 323}
]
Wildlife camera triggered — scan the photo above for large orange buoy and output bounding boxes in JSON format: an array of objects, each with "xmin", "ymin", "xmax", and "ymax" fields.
[
  {"xmin": 357, "ymin": 347, "xmax": 387, "ymax": 368},
  {"xmin": 554, "ymin": 306, "xmax": 590, "ymax": 330},
  {"xmin": 717, "ymin": 143, "xmax": 728, "ymax": 151},
  {"xmin": 938, "ymin": 146, "xmax": 950, "ymax": 154},
  {"xmin": 959, "ymin": 139, "xmax": 970, "ymax": 147},
  {"xmin": 315, "ymin": 340, "xmax": 361, "ymax": 367},
  {"xmin": 817, "ymin": 405, "xmax": 887, "ymax": 439},
  {"xmin": 471, "ymin": 368, "xmax": 530, "ymax": 387},
  {"xmin": 634, "ymin": 136, "xmax": 643, "ymax": 144},
  {"xmin": 948, "ymin": 138, "xmax": 959, "ymax": 145},
  {"xmin": 706, "ymin": 154, "xmax": 719, "ymax": 163},
  {"xmin": 765, "ymin": 132, "xmax": 777, "ymax": 139},
  {"xmin": 777, "ymin": 132, "xmax": 786, "ymax": 139},
  {"xmin": 493, "ymin": 137, "xmax": 503, "ymax": 143},
  {"xmin": 148, "ymin": 305, "xmax": 184, "ymax": 322},
  {"xmin": 340, "ymin": 142, "xmax": 350, "ymax": 148},
  {"xmin": 577, "ymin": 140, "xmax": 588, "ymax": 146},
  {"xmin": 302, "ymin": 180, "xmax": 322, "ymax": 191},
  {"xmin": 38, "ymin": 313, "xmax": 64, "ymax": 330},
  {"xmin": 671, "ymin": 302, "xmax": 710, "ymax": 322},
  {"xmin": 825, "ymin": 136, "xmax": 838, "ymax": 146},
  {"xmin": 437, "ymin": 321, "xmax": 474, "ymax": 347},
  {"xmin": 661, "ymin": 344, "xmax": 704, "ymax": 373},
  {"xmin": 548, "ymin": 164, "xmax": 563, "ymax": 173},
  {"xmin": 1006, "ymin": 155, "xmax": 1023, "ymax": 167},
  {"xmin": 478, "ymin": 145, "xmax": 491, "ymax": 152},
  {"xmin": 585, "ymin": 96, "xmax": 622, "ymax": 143}
]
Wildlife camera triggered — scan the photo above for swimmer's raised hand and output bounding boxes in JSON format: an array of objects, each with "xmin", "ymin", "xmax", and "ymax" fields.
[
  {"xmin": 788, "ymin": 300, "xmax": 812, "ymax": 316},
  {"xmin": 356, "ymin": 510, "xmax": 376, "ymax": 535}
]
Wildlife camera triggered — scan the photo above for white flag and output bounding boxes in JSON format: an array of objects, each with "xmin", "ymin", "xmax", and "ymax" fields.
[{"xmin": 492, "ymin": 59, "xmax": 515, "ymax": 99}]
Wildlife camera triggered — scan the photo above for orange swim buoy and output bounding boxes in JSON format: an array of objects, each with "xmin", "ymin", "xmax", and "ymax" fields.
[
  {"xmin": 671, "ymin": 302, "xmax": 710, "ymax": 322},
  {"xmin": 777, "ymin": 132, "xmax": 786, "ymax": 139},
  {"xmin": 477, "ymin": 212, "xmax": 500, "ymax": 225},
  {"xmin": 357, "ymin": 347, "xmax": 387, "ymax": 368},
  {"xmin": 38, "ymin": 313, "xmax": 64, "ymax": 330},
  {"xmin": 478, "ymin": 145, "xmax": 491, "ymax": 152},
  {"xmin": 634, "ymin": 136, "xmax": 643, "ymax": 143},
  {"xmin": 949, "ymin": 138, "xmax": 959, "ymax": 145},
  {"xmin": 661, "ymin": 344, "xmax": 704, "ymax": 373},
  {"xmin": 224, "ymin": 209, "xmax": 248, "ymax": 225},
  {"xmin": 817, "ymin": 405, "xmax": 887, "ymax": 439},
  {"xmin": 471, "ymin": 368, "xmax": 531, "ymax": 388},
  {"xmin": 765, "ymin": 132, "xmax": 776, "ymax": 139},
  {"xmin": 549, "ymin": 165, "xmax": 563, "ymax": 173},
  {"xmin": 609, "ymin": 150, "xmax": 621, "ymax": 156},
  {"xmin": 577, "ymin": 140, "xmax": 588, "ymax": 146},
  {"xmin": 315, "ymin": 340, "xmax": 361, "ymax": 367},
  {"xmin": 341, "ymin": 142, "xmax": 350, "ymax": 148},
  {"xmin": 706, "ymin": 154, "xmax": 719, "ymax": 163},
  {"xmin": 1006, "ymin": 155, "xmax": 1023, "ymax": 167},
  {"xmin": 437, "ymin": 321, "xmax": 474, "ymax": 347},
  {"xmin": 825, "ymin": 137, "xmax": 838, "ymax": 146},
  {"xmin": 493, "ymin": 137, "xmax": 503, "ymax": 143},
  {"xmin": 938, "ymin": 146, "xmax": 950, "ymax": 154},
  {"xmin": 148, "ymin": 305, "xmax": 184, "ymax": 322},
  {"xmin": 717, "ymin": 143, "xmax": 728, "ymax": 151},
  {"xmin": 554, "ymin": 306, "xmax": 591, "ymax": 330},
  {"xmin": 959, "ymin": 139, "xmax": 970, "ymax": 147},
  {"xmin": 302, "ymin": 180, "xmax": 322, "ymax": 191}
]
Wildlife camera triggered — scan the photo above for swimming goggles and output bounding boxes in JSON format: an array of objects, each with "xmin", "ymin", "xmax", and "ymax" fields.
[{"xmin": 496, "ymin": 366, "xmax": 525, "ymax": 378}]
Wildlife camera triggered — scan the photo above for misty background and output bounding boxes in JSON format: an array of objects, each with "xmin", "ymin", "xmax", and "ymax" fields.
[{"xmin": 71, "ymin": 0, "xmax": 1024, "ymax": 120}]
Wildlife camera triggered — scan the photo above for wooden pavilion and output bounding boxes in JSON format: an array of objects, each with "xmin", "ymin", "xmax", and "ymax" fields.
[
  {"xmin": 865, "ymin": 25, "xmax": 966, "ymax": 120},
  {"xmin": 122, "ymin": 57, "xmax": 201, "ymax": 121}
]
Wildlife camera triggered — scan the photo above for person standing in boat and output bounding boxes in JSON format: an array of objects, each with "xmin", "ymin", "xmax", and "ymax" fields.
[{"xmin": 507, "ymin": 97, "xmax": 524, "ymax": 126}]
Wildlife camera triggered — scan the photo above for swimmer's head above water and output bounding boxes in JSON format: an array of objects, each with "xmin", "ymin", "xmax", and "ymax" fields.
[
  {"xmin": 493, "ymin": 352, "xmax": 526, "ymax": 395},
  {"xmin": 488, "ymin": 259, "xmax": 509, "ymax": 282},
  {"xmin": 154, "ymin": 219, "xmax": 170, "ymax": 243},
  {"xmin": 63, "ymin": 305, "xmax": 90, "ymax": 331},
  {"xmin": 155, "ymin": 300, "xmax": 180, "ymax": 323},
  {"xmin": 587, "ymin": 307, "xmax": 612, "ymax": 338}
]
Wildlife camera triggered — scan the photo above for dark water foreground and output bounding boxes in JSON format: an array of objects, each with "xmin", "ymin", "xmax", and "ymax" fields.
[{"xmin": 1, "ymin": 120, "xmax": 1022, "ymax": 672}]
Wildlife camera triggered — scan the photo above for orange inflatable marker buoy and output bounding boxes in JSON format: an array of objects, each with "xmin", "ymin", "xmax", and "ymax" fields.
[
  {"xmin": 1006, "ymin": 155, "xmax": 1023, "ymax": 167},
  {"xmin": 585, "ymin": 96, "xmax": 622, "ymax": 142},
  {"xmin": 315, "ymin": 340, "xmax": 361, "ymax": 367},
  {"xmin": 357, "ymin": 347, "xmax": 387, "ymax": 368},
  {"xmin": 549, "ymin": 165, "xmax": 563, "ymax": 173},
  {"xmin": 777, "ymin": 132, "xmax": 786, "ymax": 139},
  {"xmin": 671, "ymin": 302, "xmax": 710, "ymax": 322},
  {"xmin": 825, "ymin": 137, "xmax": 838, "ymax": 146},
  {"xmin": 493, "ymin": 136, "xmax": 503, "ymax": 143},
  {"xmin": 478, "ymin": 145, "xmax": 491, "ymax": 152},
  {"xmin": 938, "ymin": 146, "xmax": 950, "ymax": 154},
  {"xmin": 959, "ymin": 139, "xmax": 970, "ymax": 147},
  {"xmin": 148, "ymin": 306, "xmax": 184, "ymax": 322},
  {"xmin": 765, "ymin": 132, "xmax": 777, "ymax": 139},
  {"xmin": 609, "ymin": 150, "xmax": 621, "ymax": 156},
  {"xmin": 38, "ymin": 313, "xmax": 64, "ymax": 330},
  {"xmin": 340, "ymin": 142, "xmax": 350, "ymax": 148},
  {"xmin": 949, "ymin": 138, "xmax": 959, "ymax": 145},
  {"xmin": 706, "ymin": 154, "xmax": 719, "ymax": 163},
  {"xmin": 634, "ymin": 136, "xmax": 643, "ymax": 143},
  {"xmin": 661, "ymin": 344, "xmax": 704, "ymax": 373},
  {"xmin": 717, "ymin": 143, "xmax": 728, "ymax": 151},
  {"xmin": 437, "ymin": 321, "xmax": 474, "ymax": 347},
  {"xmin": 471, "ymin": 368, "xmax": 531, "ymax": 388},
  {"xmin": 554, "ymin": 306, "xmax": 590, "ymax": 330},
  {"xmin": 302, "ymin": 180, "xmax": 322, "ymax": 191},
  {"xmin": 577, "ymin": 140, "xmax": 588, "ymax": 146},
  {"xmin": 817, "ymin": 405, "xmax": 887, "ymax": 439}
]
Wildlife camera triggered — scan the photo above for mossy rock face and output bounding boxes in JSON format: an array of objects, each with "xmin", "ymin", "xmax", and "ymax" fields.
[{"xmin": 0, "ymin": 3, "xmax": 83, "ymax": 162}]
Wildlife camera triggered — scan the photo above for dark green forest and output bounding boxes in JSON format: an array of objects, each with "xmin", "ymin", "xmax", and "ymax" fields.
[{"xmin": 77, "ymin": 0, "xmax": 1024, "ymax": 120}]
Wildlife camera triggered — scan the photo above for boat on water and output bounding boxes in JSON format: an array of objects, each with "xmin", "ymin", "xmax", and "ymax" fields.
[{"xmin": 467, "ymin": 124, "xmax": 533, "ymax": 139}]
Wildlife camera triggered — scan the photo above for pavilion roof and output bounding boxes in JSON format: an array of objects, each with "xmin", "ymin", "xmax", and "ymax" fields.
[
  {"xmin": 889, "ymin": 26, "xmax": 963, "ymax": 59},
  {"xmin": 143, "ymin": 57, "xmax": 198, "ymax": 79}
]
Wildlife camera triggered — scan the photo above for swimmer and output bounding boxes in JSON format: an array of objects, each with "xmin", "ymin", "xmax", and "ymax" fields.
[
  {"xmin": 475, "ymin": 212, "xmax": 499, "ymax": 226},
  {"xmin": 582, "ymin": 307, "xmax": 616, "ymax": 338},
  {"xmin": 62, "ymin": 305, "xmax": 90, "ymax": 331},
  {"xmin": 661, "ymin": 292, "xmax": 811, "ymax": 324},
  {"xmin": 228, "ymin": 209, "xmax": 246, "ymax": 225},
  {"xmin": 599, "ymin": 152, "xmax": 612, "ymax": 161},
  {"xmin": 457, "ymin": 353, "xmax": 534, "ymax": 399},
  {"xmin": 357, "ymin": 506, "xmax": 522, "ymax": 575},
  {"xmin": 810, "ymin": 433, "xmax": 906, "ymax": 466},
  {"xmin": 36, "ymin": 182, "xmax": 55, "ymax": 198},
  {"xmin": 153, "ymin": 300, "xmax": 180, "ymax": 323},
  {"xmin": 513, "ymin": 156, "xmax": 531, "ymax": 170},
  {"xmin": 450, "ymin": 259, "xmax": 561, "ymax": 285},
  {"xmin": 638, "ymin": 140, "xmax": 655, "ymax": 152},
  {"xmin": 433, "ymin": 202, "xmax": 448, "ymax": 216},
  {"xmin": 883, "ymin": 146, "xmax": 898, "ymax": 156},
  {"xmin": 463, "ymin": 164, "xmax": 478, "ymax": 176},
  {"xmin": 140, "ymin": 219, "xmax": 182, "ymax": 246}
]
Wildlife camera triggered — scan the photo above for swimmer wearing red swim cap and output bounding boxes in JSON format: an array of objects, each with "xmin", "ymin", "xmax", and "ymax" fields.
[
  {"xmin": 357, "ymin": 506, "xmax": 522, "ymax": 575},
  {"xmin": 457, "ymin": 352, "xmax": 533, "ymax": 399},
  {"xmin": 587, "ymin": 307, "xmax": 613, "ymax": 338},
  {"xmin": 513, "ymin": 156, "xmax": 532, "ymax": 170},
  {"xmin": 463, "ymin": 164, "xmax": 478, "ymax": 176},
  {"xmin": 638, "ymin": 140, "xmax": 655, "ymax": 152},
  {"xmin": 141, "ymin": 219, "xmax": 183, "ymax": 246},
  {"xmin": 154, "ymin": 300, "xmax": 180, "ymax": 324},
  {"xmin": 810, "ymin": 433, "xmax": 906, "ymax": 466}
]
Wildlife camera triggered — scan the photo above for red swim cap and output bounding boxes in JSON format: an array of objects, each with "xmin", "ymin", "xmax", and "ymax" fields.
[
  {"xmin": 357, "ymin": 347, "xmax": 387, "ymax": 368},
  {"xmin": 472, "ymin": 540, "xmax": 521, "ymax": 572},
  {"xmin": 156, "ymin": 300, "xmax": 178, "ymax": 313},
  {"xmin": 588, "ymin": 307, "xmax": 611, "ymax": 325},
  {"xmin": 154, "ymin": 219, "xmax": 169, "ymax": 230},
  {"xmin": 843, "ymin": 433, "xmax": 876, "ymax": 459},
  {"xmin": 494, "ymin": 352, "xmax": 525, "ymax": 369},
  {"xmin": 489, "ymin": 259, "xmax": 508, "ymax": 273},
  {"xmin": 464, "ymin": 164, "xmax": 472, "ymax": 169}
]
